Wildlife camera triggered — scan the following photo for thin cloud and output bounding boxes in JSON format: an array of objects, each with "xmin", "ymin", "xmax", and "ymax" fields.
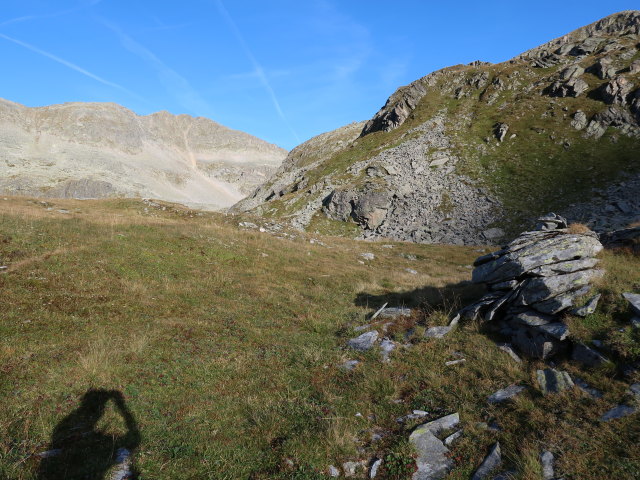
[
  {"xmin": 0, "ymin": 0, "xmax": 104, "ymax": 27},
  {"xmin": 0, "ymin": 32, "xmax": 142, "ymax": 100},
  {"xmin": 214, "ymin": 0, "xmax": 300, "ymax": 143},
  {"xmin": 101, "ymin": 20, "xmax": 214, "ymax": 116}
]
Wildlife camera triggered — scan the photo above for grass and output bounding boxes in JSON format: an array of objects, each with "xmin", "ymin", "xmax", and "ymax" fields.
[{"xmin": 1, "ymin": 197, "xmax": 639, "ymax": 479}]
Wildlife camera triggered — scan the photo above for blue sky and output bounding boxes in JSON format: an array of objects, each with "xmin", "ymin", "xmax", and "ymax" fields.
[{"xmin": 1, "ymin": 1, "xmax": 638, "ymax": 150}]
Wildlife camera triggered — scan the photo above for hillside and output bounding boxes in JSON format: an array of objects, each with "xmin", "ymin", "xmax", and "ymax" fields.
[
  {"xmin": 0, "ymin": 99, "xmax": 287, "ymax": 210},
  {"xmin": 1, "ymin": 197, "xmax": 639, "ymax": 479},
  {"xmin": 233, "ymin": 11, "xmax": 640, "ymax": 245}
]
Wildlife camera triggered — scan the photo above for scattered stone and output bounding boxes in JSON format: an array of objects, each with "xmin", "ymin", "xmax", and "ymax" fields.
[
  {"xmin": 570, "ymin": 294, "xmax": 601, "ymax": 317},
  {"xmin": 444, "ymin": 430, "xmax": 463, "ymax": 446},
  {"xmin": 540, "ymin": 451, "xmax": 555, "ymax": 480},
  {"xmin": 339, "ymin": 360, "xmax": 360, "ymax": 371},
  {"xmin": 487, "ymin": 385, "xmax": 526, "ymax": 404},
  {"xmin": 361, "ymin": 253, "xmax": 375, "ymax": 261},
  {"xmin": 328, "ymin": 465, "xmax": 340, "ymax": 477},
  {"xmin": 570, "ymin": 110, "xmax": 588, "ymax": 130},
  {"xmin": 495, "ymin": 123, "xmax": 509, "ymax": 142},
  {"xmin": 396, "ymin": 411, "xmax": 429, "ymax": 423},
  {"xmin": 348, "ymin": 331, "xmax": 379, "ymax": 351},
  {"xmin": 409, "ymin": 413, "xmax": 459, "ymax": 480},
  {"xmin": 623, "ymin": 293, "xmax": 640, "ymax": 316},
  {"xmin": 378, "ymin": 307, "xmax": 412, "ymax": 319},
  {"xmin": 471, "ymin": 442, "xmax": 502, "ymax": 480},
  {"xmin": 343, "ymin": 460, "xmax": 366, "ymax": 477},
  {"xmin": 354, "ymin": 324, "xmax": 372, "ymax": 332},
  {"xmin": 537, "ymin": 368, "xmax": 575, "ymax": 394},
  {"xmin": 445, "ymin": 359, "xmax": 466, "ymax": 366},
  {"xmin": 380, "ymin": 338, "xmax": 396, "ymax": 362},
  {"xmin": 238, "ymin": 221, "xmax": 258, "ymax": 229},
  {"xmin": 425, "ymin": 326, "xmax": 453, "ymax": 338},
  {"xmin": 574, "ymin": 377, "xmax": 603, "ymax": 398},
  {"xmin": 572, "ymin": 342, "xmax": 609, "ymax": 367},
  {"xmin": 601, "ymin": 404, "xmax": 637, "ymax": 422},
  {"xmin": 593, "ymin": 57, "xmax": 616, "ymax": 79},
  {"xmin": 601, "ymin": 77, "xmax": 634, "ymax": 105},
  {"xmin": 370, "ymin": 302, "xmax": 389, "ymax": 320},
  {"xmin": 369, "ymin": 458, "xmax": 382, "ymax": 478},
  {"xmin": 406, "ymin": 268, "xmax": 418, "ymax": 275},
  {"xmin": 483, "ymin": 228, "xmax": 505, "ymax": 241},
  {"xmin": 497, "ymin": 343, "xmax": 522, "ymax": 363}
]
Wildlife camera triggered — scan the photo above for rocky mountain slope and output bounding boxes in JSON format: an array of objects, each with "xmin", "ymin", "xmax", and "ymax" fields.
[
  {"xmin": 0, "ymin": 99, "xmax": 287, "ymax": 210},
  {"xmin": 233, "ymin": 10, "xmax": 640, "ymax": 244}
]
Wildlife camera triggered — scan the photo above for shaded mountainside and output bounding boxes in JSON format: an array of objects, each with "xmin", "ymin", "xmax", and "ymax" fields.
[
  {"xmin": 233, "ymin": 10, "xmax": 640, "ymax": 244},
  {"xmin": 0, "ymin": 99, "xmax": 287, "ymax": 210}
]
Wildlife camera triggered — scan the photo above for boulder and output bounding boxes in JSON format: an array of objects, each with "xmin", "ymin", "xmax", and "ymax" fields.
[
  {"xmin": 571, "ymin": 110, "xmax": 588, "ymax": 130},
  {"xmin": 471, "ymin": 442, "xmax": 502, "ymax": 480},
  {"xmin": 537, "ymin": 368, "xmax": 575, "ymax": 394},
  {"xmin": 592, "ymin": 57, "xmax": 617, "ymax": 79},
  {"xmin": 548, "ymin": 78, "xmax": 589, "ymax": 97},
  {"xmin": 495, "ymin": 123, "xmax": 509, "ymax": 142},
  {"xmin": 600, "ymin": 76, "xmax": 634, "ymax": 105},
  {"xmin": 409, "ymin": 413, "xmax": 460, "ymax": 480},
  {"xmin": 352, "ymin": 191, "xmax": 391, "ymax": 229},
  {"xmin": 348, "ymin": 331, "xmax": 379, "ymax": 351}
]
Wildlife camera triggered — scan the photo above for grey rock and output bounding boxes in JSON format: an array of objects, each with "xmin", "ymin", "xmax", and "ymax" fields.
[
  {"xmin": 632, "ymin": 317, "xmax": 640, "ymax": 329},
  {"xmin": 352, "ymin": 191, "xmax": 391, "ymax": 229},
  {"xmin": 630, "ymin": 59, "xmax": 640, "ymax": 74},
  {"xmin": 444, "ymin": 429, "xmax": 463, "ymax": 446},
  {"xmin": 471, "ymin": 442, "xmax": 502, "ymax": 480},
  {"xmin": 560, "ymin": 64, "xmax": 585, "ymax": 80},
  {"xmin": 343, "ymin": 460, "xmax": 366, "ymax": 477},
  {"xmin": 445, "ymin": 359, "xmax": 466, "ymax": 366},
  {"xmin": 488, "ymin": 385, "xmax": 525, "ymax": 404},
  {"xmin": 570, "ymin": 294, "xmax": 602, "ymax": 317},
  {"xmin": 601, "ymin": 404, "xmax": 637, "ymax": 422},
  {"xmin": 517, "ymin": 270, "xmax": 604, "ymax": 307},
  {"xmin": 360, "ymin": 252, "xmax": 375, "ymax": 261},
  {"xmin": 548, "ymin": 78, "xmax": 589, "ymax": 97},
  {"xmin": 511, "ymin": 310, "xmax": 554, "ymax": 327},
  {"xmin": 409, "ymin": 413, "xmax": 459, "ymax": 480},
  {"xmin": 425, "ymin": 326, "xmax": 453, "ymax": 338},
  {"xmin": 574, "ymin": 377, "xmax": 603, "ymax": 398},
  {"xmin": 328, "ymin": 465, "xmax": 340, "ymax": 477},
  {"xmin": 483, "ymin": 228, "xmax": 505, "ymax": 240},
  {"xmin": 535, "ymin": 213, "xmax": 569, "ymax": 230},
  {"xmin": 527, "ymin": 257, "xmax": 600, "ymax": 276},
  {"xmin": 495, "ymin": 123, "xmax": 509, "ymax": 142},
  {"xmin": 378, "ymin": 307, "xmax": 412, "ymax": 319},
  {"xmin": 534, "ymin": 323, "xmax": 570, "ymax": 341},
  {"xmin": 369, "ymin": 458, "xmax": 382, "ymax": 478},
  {"xmin": 339, "ymin": 360, "xmax": 360, "ymax": 371},
  {"xmin": 572, "ymin": 342, "xmax": 609, "ymax": 367},
  {"xmin": 541, "ymin": 451, "xmax": 555, "ymax": 480},
  {"xmin": 497, "ymin": 343, "xmax": 522, "ymax": 363},
  {"xmin": 593, "ymin": 57, "xmax": 617, "ymax": 79},
  {"xmin": 570, "ymin": 110, "xmax": 588, "ymax": 130},
  {"xmin": 601, "ymin": 77, "xmax": 634, "ymax": 105},
  {"xmin": 512, "ymin": 327, "xmax": 562, "ymax": 359},
  {"xmin": 623, "ymin": 293, "xmax": 640, "ymax": 316},
  {"xmin": 348, "ymin": 331, "xmax": 379, "ymax": 351},
  {"xmin": 537, "ymin": 368, "xmax": 575, "ymax": 394},
  {"xmin": 530, "ymin": 285, "xmax": 593, "ymax": 315},
  {"xmin": 489, "ymin": 279, "xmax": 520, "ymax": 291},
  {"xmin": 380, "ymin": 338, "xmax": 396, "ymax": 362}
]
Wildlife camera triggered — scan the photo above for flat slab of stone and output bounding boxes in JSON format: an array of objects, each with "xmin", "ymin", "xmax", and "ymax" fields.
[
  {"xmin": 378, "ymin": 307, "xmax": 412, "ymax": 319},
  {"xmin": 425, "ymin": 326, "xmax": 453, "ymax": 338},
  {"xmin": 601, "ymin": 404, "xmax": 637, "ymax": 422},
  {"xmin": 572, "ymin": 342, "xmax": 609, "ymax": 367},
  {"xmin": 347, "ymin": 331, "xmax": 379, "ymax": 351},
  {"xmin": 410, "ymin": 427, "xmax": 453, "ymax": 480},
  {"xmin": 471, "ymin": 442, "xmax": 501, "ymax": 480},
  {"xmin": 497, "ymin": 343, "xmax": 522, "ymax": 363},
  {"xmin": 574, "ymin": 377, "xmax": 603, "ymax": 398},
  {"xmin": 623, "ymin": 293, "xmax": 640, "ymax": 316},
  {"xmin": 488, "ymin": 385, "xmax": 525, "ymax": 404},
  {"xmin": 535, "ymin": 322, "xmax": 570, "ymax": 341},
  {"xmin": 444, "ymin": 430, "xmax": 463, "ymax": 446},
  {"xmin": 541, "ymin": 451, "xmax": 555, "ymax": 480},
  {"xmin": 537, "ymin": 368, "xmax": 574, "ymax": 394},
  {"xmin": 570, "ymin": 294, "xmax": 601, "ymax": 317},
  {"xmin": 423, "ymin": 413, "xmax": 460, "ymax": 434}
]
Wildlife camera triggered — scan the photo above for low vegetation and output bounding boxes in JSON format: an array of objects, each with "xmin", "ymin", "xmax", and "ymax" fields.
[{"xmin": 1, "ymin": 197, "xmax": 638, "ymax": 479}]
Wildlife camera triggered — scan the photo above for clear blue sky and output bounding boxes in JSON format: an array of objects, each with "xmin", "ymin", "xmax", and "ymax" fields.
[{"xmin": 1, "ymin": 1, "xmax": 638, "ymax": 150}]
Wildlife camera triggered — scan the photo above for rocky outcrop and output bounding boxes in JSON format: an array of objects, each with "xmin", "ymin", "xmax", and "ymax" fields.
[
  {"xmin": 461, "ymin": 214, "xmax": 605, "ymax": 359},
  {"xmin": 232, "ymin": 11, "xmax": 640, "ymax": 245},
  {"xmin": 0, "ymin": 99, "xmax": 286, "ymax": 209}
]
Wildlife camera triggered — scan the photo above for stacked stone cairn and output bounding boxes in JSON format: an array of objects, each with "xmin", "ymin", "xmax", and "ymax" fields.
[{"xmin": 460, "ymin": 213, "xmax": 605, "ymax": 359}]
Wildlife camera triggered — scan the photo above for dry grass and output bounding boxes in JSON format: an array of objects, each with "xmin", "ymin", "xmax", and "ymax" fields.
[{"xmin": 566, "ymin": 222, "xmax": 591, "ymax": 234}]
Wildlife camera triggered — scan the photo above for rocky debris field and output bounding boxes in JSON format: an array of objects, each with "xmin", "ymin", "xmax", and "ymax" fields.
[{"xmin": 332, "ymin": 214, "xmax": 639, "ymax": 478}]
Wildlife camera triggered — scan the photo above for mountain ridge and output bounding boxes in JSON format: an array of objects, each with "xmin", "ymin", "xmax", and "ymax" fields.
[{"xmin": 0, "ymin": 98, "xmax": 287, "ymax": 209}]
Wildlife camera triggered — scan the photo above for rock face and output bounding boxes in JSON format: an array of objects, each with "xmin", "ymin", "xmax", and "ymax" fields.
[
  {"xmin": 0, "ymin": 99, "xmax": 286, "ymax": 209},
  {"xmin": 232, "ymin": 11, "xmax": 640, "ymax": 245},
  {"xmin": 462, "ymin": 214, "xmax": 604, "ymax": 360}
]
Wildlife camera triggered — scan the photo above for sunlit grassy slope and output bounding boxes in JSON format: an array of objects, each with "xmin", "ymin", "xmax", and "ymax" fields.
[{"xmin": 1, "ymin": 197, "xmax": 638, "ymax": 479}]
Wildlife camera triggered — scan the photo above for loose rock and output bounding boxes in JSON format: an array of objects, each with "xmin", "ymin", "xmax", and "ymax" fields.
[
  {"xmin": 540, "ymin": 451, "xmax": 555, "ymax": 480},
  {"xmin": 537, "ymin": 368, "xmax": 575, "ymax": 394},
  {"xmin": 601, "ymin": 404, "xmax": 637, "ymax": 422},
  {"xmin": 570, "ymin": 294, "xmax": 601, "ymax": 317},
  {"xmin": 488, "ymin": 385, "xmax": 525, "ymax": 404},
  {"xmin": 425, "ymin": 326, "xmax": 453, "ymax": 338},
  {"xmin": 471, "ymin": 442, "xmax": 502, "ymax": 480},
  {"xmin": 623, "ymin": 293, "xmax": 640, "ymax": 316},
  {"xmin": 348, "ymin": 331, "xmax": 379, "ymax": 351}
]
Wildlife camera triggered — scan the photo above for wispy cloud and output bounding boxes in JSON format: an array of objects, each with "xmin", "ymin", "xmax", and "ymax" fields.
[
  {"xmin": 214, "ymin": 0, "xmax": 300, "ymax": 143},
  {"xmin": 0, "ymin": 32, "xmax": 143, "ymax": 100},
  {"xmin": 101, "ymin": 20, "xmax": 214, "ymax": 116},
  {"xmin": 0, "ymin": 0, "xmax": 104, "ymax": 27}
]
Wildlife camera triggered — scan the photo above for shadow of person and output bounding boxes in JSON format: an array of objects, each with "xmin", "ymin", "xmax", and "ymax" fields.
[{"xmin": 37, "ymin": 389, "xmax": 140, "ymax": 480}]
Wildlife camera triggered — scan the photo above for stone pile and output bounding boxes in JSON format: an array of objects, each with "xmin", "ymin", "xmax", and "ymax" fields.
[{"xmin": 460, "ymin": 213, "xmax": 605, "ymax": 359}]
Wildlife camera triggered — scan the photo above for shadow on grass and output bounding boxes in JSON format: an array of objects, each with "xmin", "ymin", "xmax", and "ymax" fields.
[
  {"xmin": 37, "ymin": 389, "xmax": 140, "ymax": 480},
  {"xmin": 355, "ymin": 280, "xmax": 486, "ymax": 315}
]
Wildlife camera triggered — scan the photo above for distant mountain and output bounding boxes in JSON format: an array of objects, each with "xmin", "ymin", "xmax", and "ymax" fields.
[
  {"xmin": 233, "ymin": 10, "xmax": 640, "ymax": 244},
  {"xmin": 0, "ymin": 99, "xmax": 287, "ymax": 209}
]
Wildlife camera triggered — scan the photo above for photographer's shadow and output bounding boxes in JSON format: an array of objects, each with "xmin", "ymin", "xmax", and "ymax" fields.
[{"xmin": 37, "ymin": 389, "xmax": 140, "ymax": 480}]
